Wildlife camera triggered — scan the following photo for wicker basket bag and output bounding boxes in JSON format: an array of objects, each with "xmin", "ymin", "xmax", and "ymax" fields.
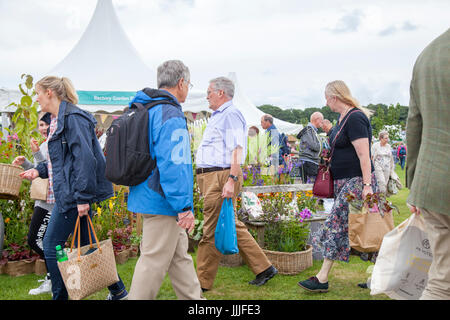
[
  {"xmin": 0, "ymin": 164, "xmax": 23, "ymax": 200},
  {"xmin": 263, "ymin": 245, "xmax": 313, "ymax": 275},
  {"xmin": 219, "ymin": 253, "xmax": 244, "ymax": 267}
]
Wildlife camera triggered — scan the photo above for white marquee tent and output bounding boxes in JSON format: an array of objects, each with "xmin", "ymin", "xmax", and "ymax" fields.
[{"xmin": 1, "ymin": 0, "xmax": 302, "ymax": 135}]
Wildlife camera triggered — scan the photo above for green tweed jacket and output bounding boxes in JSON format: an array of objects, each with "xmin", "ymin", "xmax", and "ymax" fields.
[{"xmin": 406, "ymin": 28, "xmax": 450, "ymax": 216}]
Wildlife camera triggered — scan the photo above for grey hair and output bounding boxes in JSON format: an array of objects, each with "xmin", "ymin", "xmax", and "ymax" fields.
[
  {"xmin": 157, "ymin": 60, "xmax": 190, "ymax": 89},
  {"xmin": 262, "ymin": 114, "xmax": 273, "ymax": 124},
  {"xmin": 379, "ymin": 130, "xmax": 389, "ymax": 140},
  {"xmin": 210, "ymin": 77, "xmax": 235, "ymax": 99}
]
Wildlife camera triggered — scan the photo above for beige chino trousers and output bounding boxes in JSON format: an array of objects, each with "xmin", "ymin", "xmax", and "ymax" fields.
[
  {"xmin": 129, "ymin": 214, "xmax": 204, "ymax": 300},
  {"xmin": 196, "ymin": 169, "xmax": 272, "ymax": 290},
  {"xmin": 419, "ymin": 208, "xmax": 450, "ymax": 300}
]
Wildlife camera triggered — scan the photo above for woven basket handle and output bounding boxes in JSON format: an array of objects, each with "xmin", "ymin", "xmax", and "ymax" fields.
[{"xmin": 70, "ymin": 215, "xmax": 102, "ymax": 261}]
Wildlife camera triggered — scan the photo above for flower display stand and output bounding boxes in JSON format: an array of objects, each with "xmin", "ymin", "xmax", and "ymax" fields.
[
  {"xmin": 115, "ymin": 249, "xmax": 131, "ymax": 265},
  {"xmin": 263, "ymin": 245, "xmax": 313, "ymax": 275},
  {"xmin": 3, "ymin": 259, "xmax": 36, "ymax": 277},
  {"xmin": 219, "ymin": 253, "xmax": 245, "ymax": 267},
  {"xmin": 129, "ymin": 244, "xmax": 139, "ymax": 258},
  {"xmin": 34, "ymin": 259, "xmax": 47, "ymax": 275}
]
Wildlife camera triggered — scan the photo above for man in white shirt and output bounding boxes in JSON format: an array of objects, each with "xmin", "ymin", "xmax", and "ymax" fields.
[{"xmin": 195, "ymin": 77, "xmax": 277, "ymax": 291}]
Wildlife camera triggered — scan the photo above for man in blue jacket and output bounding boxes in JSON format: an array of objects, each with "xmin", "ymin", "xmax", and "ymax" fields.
[
  {"xmin": 127, "ymin": 60, "xmax": 204, "ymax": 300},
  {"xmin": 261, "ymin": 114, "xmax": 287, "ymax": 165}
]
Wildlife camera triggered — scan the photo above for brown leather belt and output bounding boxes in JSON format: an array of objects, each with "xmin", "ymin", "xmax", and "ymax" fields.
[{"xmin": 196, "ymin": 167, "xmax": 231, "ymax": 175}]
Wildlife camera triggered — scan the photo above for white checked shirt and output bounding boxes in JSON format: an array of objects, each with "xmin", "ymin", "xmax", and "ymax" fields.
[{"xmin": 45, "ymin": 115, "xmax": 57, "ymax": 204}]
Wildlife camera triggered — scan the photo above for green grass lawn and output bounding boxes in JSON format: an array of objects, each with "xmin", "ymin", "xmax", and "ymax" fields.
[{"xmin": 0, "ymin": 165, "xmax": 412, "ymax": 300}]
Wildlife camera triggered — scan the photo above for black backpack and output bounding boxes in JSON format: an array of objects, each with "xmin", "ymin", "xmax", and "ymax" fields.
[{"xmin": 104, "ymin": 90, "xmax": 177, "ymax": 186}]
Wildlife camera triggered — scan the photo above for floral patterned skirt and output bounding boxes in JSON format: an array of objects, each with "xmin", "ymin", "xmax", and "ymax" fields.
[{"xmin": 311, "ymin": 173, "xmax": 378, "ymax": 262}]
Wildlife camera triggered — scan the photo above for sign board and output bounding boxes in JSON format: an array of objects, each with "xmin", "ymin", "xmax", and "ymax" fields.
[{"xmin": 77, "ymin": 91, "xmax": 136, "ymax": 105}]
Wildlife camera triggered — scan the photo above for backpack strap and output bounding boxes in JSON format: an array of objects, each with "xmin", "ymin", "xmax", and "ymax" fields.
[{"xmin": 131, "ymin": 99, "xmax": 179, "ymax": 111}]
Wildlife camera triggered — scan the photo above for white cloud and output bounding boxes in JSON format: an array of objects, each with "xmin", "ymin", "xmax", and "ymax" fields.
[{"xmin": 0, "ymin": 0, "xmax": 449, "ymax": 109}]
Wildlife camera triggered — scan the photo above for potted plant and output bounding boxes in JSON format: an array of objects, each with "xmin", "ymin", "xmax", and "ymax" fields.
[
  {"xmin": 0, "ymin": 241, "xmax": 39, "ymax": 277},
  {"xmin": 108, "ymin": 225, "xmax": 133, "ymax": 265},
  {"xmin": 258, "ymin": 192, "xmax": 315, "ymax": 275},
  {"xmin": 1, "ymin": 74, "xmax": 40, "ymax": 200},
  {"xmin": 0, "ymin": 187, "xmax": 38, "ymax": 276},
  {"xmin": 91, "ymin": 187, "xmax": 135, "ymax": 265},
  {"xmin": 129, "ymin": 230, "xmax": 141, "ymax": 258},
  {"xmin": 188, "ymin": 165, "xmax": 204, "ymax": 253},
  {"xmin": 0, "ymin": 134, "xmax": 23, "ymax": 200}
]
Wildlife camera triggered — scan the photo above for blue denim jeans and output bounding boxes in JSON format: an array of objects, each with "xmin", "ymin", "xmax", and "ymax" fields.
[
  {"xmin": 43, "ymin": 204, "xmax": 125, "ymax": 300},
  {"xmin": 399, "ymin": 156, "xmax": 406, "ymax": 170}
]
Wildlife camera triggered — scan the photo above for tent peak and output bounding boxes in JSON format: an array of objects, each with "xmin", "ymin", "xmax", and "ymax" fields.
[{"xmin": 49, "ymin": 0, "xmax": 154, "ymax": 91}]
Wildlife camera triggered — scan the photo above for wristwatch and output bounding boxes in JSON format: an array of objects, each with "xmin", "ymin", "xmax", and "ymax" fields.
[{"xmin": 229, "ymin": 174, "xmax": 238, "ymax": 182}]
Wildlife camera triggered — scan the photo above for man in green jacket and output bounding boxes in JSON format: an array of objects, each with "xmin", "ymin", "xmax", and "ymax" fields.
[{"xmin": 406, "ymin": 28, "xmax": 450, "ymax": 300}]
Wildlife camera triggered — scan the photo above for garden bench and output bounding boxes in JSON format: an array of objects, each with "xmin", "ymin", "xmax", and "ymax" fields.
[{"xmin": 240, "ymin": 183, "xmax": 328, "ymax": 248}]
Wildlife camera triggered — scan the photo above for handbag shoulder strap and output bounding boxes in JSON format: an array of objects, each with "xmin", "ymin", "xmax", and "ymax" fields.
[{"xmin": 329, "ymin": 109, "xmax": 362, "ymax": 161}]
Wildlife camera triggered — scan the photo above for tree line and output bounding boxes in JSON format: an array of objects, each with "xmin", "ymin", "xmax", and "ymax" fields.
[{"xmin": 257, "ymin": 103, "xmax": 409, "ymax": 137}]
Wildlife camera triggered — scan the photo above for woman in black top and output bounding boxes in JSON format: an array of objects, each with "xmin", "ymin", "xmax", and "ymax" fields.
[{"xmin": 298, "ymin": 80, "xmax": 378, "ymax": 293}]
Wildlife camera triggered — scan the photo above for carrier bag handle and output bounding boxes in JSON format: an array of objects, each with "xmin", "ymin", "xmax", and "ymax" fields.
[{"xmin": 70, "ymin": 215, "xmax": 102, "ymax": 261}]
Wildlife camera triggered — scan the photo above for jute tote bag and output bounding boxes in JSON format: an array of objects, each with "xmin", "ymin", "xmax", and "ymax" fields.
[
  {"xmin": 30, "ymin": 178, "xmax": 48, "ymax": 201},
  {"xmin": 57, "ymin": 216, "xmax": 119, "ymax": 300}
]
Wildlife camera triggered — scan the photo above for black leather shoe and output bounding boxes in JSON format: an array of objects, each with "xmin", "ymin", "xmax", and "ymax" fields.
[
  {"xmin": 298, "ymin": 276, "xmax": 329, "ymax": 293},
  {"xmin": 201, "ymin": 288, "xmax": 209, "ymax": 292},
  {"xmin": 249, "ymin": 266, "xmax": 278, "ymax": 286}
]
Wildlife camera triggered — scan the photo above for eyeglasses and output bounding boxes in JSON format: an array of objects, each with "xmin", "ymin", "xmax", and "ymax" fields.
[
  {"xmin": 207, "ymin": 89, "xmax": 222, "ymax": 96},
  {"xmin": 184, "ymin": 79, "xmax": 193, "ymax": 90}
]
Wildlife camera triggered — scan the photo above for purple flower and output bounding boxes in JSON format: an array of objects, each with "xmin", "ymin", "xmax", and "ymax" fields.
[
  {"xmin": 295, "ymin": 208, "xmax": 312, "ymax": 222},
  {"xmin": 300, "ymin": 208, "xmax": 312, "ymax": 219},
  {"xmin": 288, "ymin": 161, "xmax": 293, "ymax": 172}
]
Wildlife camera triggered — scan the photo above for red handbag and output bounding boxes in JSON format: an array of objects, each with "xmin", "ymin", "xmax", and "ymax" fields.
[
  {"xmin": 312, "ymin": 109, "xmax": 361, "ymax": 198},
  {"xmin": 313, "ymin": 164, "xmax": 334, "ymax": 198}
]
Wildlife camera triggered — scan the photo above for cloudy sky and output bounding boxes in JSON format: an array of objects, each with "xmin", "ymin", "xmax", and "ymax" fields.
[{"xmin": 0, "ymin": 0, "xmax": 449, "ymax": 109}]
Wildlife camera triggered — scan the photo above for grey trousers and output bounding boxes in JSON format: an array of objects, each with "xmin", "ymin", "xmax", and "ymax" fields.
[{"xmin": 129, "ymin": 214, "xmax": 204, "ymax": 300}]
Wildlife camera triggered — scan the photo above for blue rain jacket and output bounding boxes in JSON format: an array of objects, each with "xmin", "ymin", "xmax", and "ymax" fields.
[{"xmin": 127, "ymin": 89, "xmax": 193, "ymax": 216}]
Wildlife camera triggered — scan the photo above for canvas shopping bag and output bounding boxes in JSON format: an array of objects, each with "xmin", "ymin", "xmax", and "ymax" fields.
[
  {"xmin": 57, "ymin": 216, "xmax": 119, "ymax": 300},
  {"xmin": 370, "ymin": 214, "xmax": 432, "ymax": 300},
  {"xmin": 215, "ymin": 198, "xmax": 239, "ymax": 255},
  {"xmin": 30, "ymin": 177, "xmax": 48, "ymax": 201},
  {"xmin": 348, "ymin": 204, "xmax": 395, "ymax": 253},
  {"xmin": 386, "ymin": 171, "xmax": 402, "ymax": 197},
  {"xmin": 241, "ymin": 191, "xmax": 264, "ymax": 221}
]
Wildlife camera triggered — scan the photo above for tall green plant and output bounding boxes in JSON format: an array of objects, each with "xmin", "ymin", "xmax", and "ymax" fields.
[{"xmin": 6, "ymin": 74, "xmax": 40, "ymax": 160}]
